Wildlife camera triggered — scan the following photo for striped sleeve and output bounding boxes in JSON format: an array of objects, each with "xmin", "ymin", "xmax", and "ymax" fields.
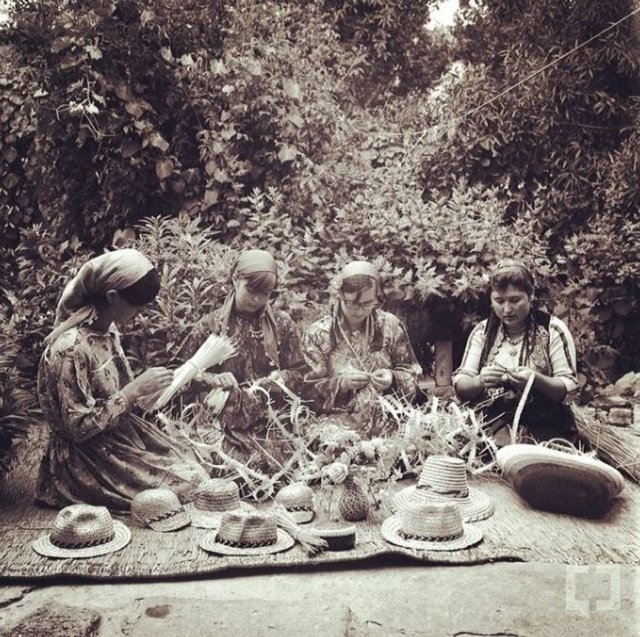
[
  {"xmin": 452, "ymin": 320, "xmax": 487, "ymax": 384},
  {"xmin": 548, "ymin": 316, "xmax": 578, "ymax": 395}
]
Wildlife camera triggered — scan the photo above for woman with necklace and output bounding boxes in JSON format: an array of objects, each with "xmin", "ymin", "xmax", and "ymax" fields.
[
  {"xmin": 453, "ymin": 259, "xmax": 578, "ymax": 444},
  {"xmin": 189, "ymin": 249, "xmax": 307, "ymax": 470},
  {"xmin": 301, "ymin": 260, "xmax": 421, "ymax": 430}
]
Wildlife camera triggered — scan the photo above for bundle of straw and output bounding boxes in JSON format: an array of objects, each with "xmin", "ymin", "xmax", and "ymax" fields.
[
  {"xmin": 154, "ymin": 334, "xmax": 236, "ymax": 409},
  {"xmin": 271, "ymin": 505, "xmax": 328, "ymax": 556},
  {"xmin": 573, "ymin": 406, "xmax": 640, "ymax": 483}
]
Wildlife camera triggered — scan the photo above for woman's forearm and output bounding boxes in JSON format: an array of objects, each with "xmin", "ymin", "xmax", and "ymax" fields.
[
  {"xmin": 530, "ymin": 372, "xmax": 567, "ymax": 402},
  {"xmin": 454, "ymin": 375, "xmax": 484, "ymax": 401}
]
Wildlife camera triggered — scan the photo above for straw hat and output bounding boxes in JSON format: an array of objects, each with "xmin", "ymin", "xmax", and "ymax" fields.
[
  {"xmin": 497, "ymin": 443, "xmax": 625, "ymax": 516},
  {"xmin": 185, "ymin": 478, "xmax": 254, "ymax": 529},
  {"xmin": 32, "ymin": 504, "xmax": 131, "ymax": 559},
  {"xmin": 131, "ymin": 488, "xmax": 191, "ymax": 532},
  {"xmin": 199, "ymin": 510, "xmax": 294, "ymax": 556},
  {"xmin": 392, "ymin": 456, "xmax": 494, "ymax": 522},
  {"xmin": 382, "ymin": 501, "xmax": 483, "ymax": 552},
  {"xmin": 274, "ymin": 482, "xmax": 316, "ymax": 524}
]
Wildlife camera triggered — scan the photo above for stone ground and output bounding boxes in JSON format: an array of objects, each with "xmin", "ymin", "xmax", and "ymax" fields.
[{"xmin": 0, "ymin": 561, "xmax": 638, "ymax": 636}]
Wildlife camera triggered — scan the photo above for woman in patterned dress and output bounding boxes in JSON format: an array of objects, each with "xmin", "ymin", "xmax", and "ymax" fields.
[
  {"xmin": 301, "ymin": 260, "xmax": 421, "ymax": 431},
  {"xmin": 191, "ymin": 249, "xmax": 307, "ymax": 470},
  {"xmin": 36, "ymin": 249, "xmax": 208, "ymax": 513},
  {"xmin": 453, "ymin": 259, "xmax": 578, "ymax": 444}
]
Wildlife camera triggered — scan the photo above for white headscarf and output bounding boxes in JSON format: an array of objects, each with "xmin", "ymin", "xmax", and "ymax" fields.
[{"xmin": 45, "ymin": 248, "xmax": 155, "ymax": 346}]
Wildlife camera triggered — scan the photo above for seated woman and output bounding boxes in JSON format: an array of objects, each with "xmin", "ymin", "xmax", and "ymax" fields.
[
  {"xmin": 301, "ymin": 260, "xmax": 421, "ymax": 430},
  {"xmin": 453, "ymin": 259, "xmax": 578, "ymax": 444},
  {"xmin": 191, "ymin": 249, "xmax": 307, "ymax": 469},
  {"xmin": 36, "ymin": 248, "xmax": 208, "ymax": 513}
]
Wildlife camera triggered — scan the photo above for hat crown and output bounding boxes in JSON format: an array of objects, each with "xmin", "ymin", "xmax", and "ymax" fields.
[
  {"xmin": 400, "ymin": 502, "xmax": 464, "ymax": 540},
  {"xmin": 418, "ymin": 456, "xmax": 469, "ymax": 496},
  {"xmin": 275, "ymin": 483, "xmax": 314, "ymax": 509},
  {"xmin": 217, "ymin": 511, "xmax": 278, "ymax": 547},
  {"xmin": 51, "ymin": 505, "xmax": 115, "ymax": 547},
  {"xmin": 132, "ymin": 488, "xmax": 183, "ymax": 524},
  {"xmin": 194, "ymin": 479, "xmax": 240, "ymax": 512}
]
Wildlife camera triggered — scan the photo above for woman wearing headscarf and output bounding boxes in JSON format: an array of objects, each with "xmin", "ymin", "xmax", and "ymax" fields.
[
  {"xmin": 453, "ymin": 259, "xmax": 578, "ymax": 444},
  {"xmin": 301, "ymin": 261, "xmax": 421, "ymax": 429},
  {"xmin": 191, "ymin": 249, "xmax": 307, "ymax": 468},
  {"xmin": 36, "ymin": 248, "xmax": 208, "ymax": 513}
]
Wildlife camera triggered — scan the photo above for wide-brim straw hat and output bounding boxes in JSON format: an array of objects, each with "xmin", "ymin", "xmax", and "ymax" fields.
[
  {"xmin": 199, "ymin": 511, "xmax": 295, "ymax": 556},
  {"xmin": 381, "ymin": 501, "xmax": 483, "ymax": 552},
  {"xmin": 185, "ymin": 478, "xmax": 254, "ymax": 529},
  {"xmin": 392, "ymin": 455, "xmax": 494, "ymax": 522},
  {"xmin": 32, "ymin": 504, "xmax": 131, "ymax": 559},
  {"xmin": 274, "ymin": 482, "xmax": 315, "ymax": 524},
  {"xmin": 497, "ymin": 443, "xmax": 625, "ymax": 516},
  {"xmin": 131, "ymin": 488, "xmax": 191, "ymax": 532}
]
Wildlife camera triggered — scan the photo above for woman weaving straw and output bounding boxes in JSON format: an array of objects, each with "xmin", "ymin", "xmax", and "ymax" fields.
[
  {"xmin": 36, "ymin": 248, "xmax": 208, "ymax": 514},
  {"xmin": 453, "ymin": 259, "xmax": 579, "ymax": 445},
  {"xmin": 190, "ymin": 249, "xmax": 308, "ymax": 469},
  {"xmin": 301, "ymin": 260, "xmax": 421, "ymax": 430}
]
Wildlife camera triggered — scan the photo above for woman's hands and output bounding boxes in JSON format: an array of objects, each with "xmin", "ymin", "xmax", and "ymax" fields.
[
  {"xmin": 337, "ymin": 370, "xmax": 370, "ymax": 393},
  {"xmin": 370, "ymin": 368, "xmax": 394, "ymax": 392},
  {"xmin": 337, "ymin": 368, "xmax": 393, "ymax": 393},
  {"xmin": 479, "ymin": 365, "xmax": 509, "ymax": 389},
  {"xmin": 207, "ymin": 372, "xmax": 239, "ymax": 390},
  {"xmin": 505, "ymin": 366, "xmax": 535, "ymax": 390},
  {"xmin": 121, "ymin": 367, "xmax": 173, "ymax": 407}
]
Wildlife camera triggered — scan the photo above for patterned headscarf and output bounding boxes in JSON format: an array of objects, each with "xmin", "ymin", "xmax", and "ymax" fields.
[
  {"xmin": 45, "ymin": 248, "xmax": 155, "ymax": 346},
  {"xmin": 218, "ymin": 249, "xmax": 280, "ymax": 366}
]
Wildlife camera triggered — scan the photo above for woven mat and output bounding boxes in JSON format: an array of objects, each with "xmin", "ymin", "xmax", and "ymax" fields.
[{"xmin": 1, "ymin": 473, "xmax": 638, "ymax": 582}]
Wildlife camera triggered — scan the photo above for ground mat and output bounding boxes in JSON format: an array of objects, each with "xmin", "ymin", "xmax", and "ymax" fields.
[{"xmin": 0, "ymin": 474, "xmax": 638, "ymax": 581}]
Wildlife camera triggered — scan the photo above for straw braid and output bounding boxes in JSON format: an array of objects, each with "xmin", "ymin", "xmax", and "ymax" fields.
[
  {"xmin": 398, "ymin": 530, "xmax": 463, "ymax": 542},
  {"xmin": 51, "ymin": 532, "xmax": 115, "ymax": 549}
]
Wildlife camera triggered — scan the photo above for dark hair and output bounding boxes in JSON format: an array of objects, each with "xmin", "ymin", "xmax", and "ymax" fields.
[
  {"xmin": 240, "ymin": 270, "xmax": 277, "ymax": 294},
  {"xmin": 340, "ymin": 275, "xmax": 378, "ymax": 301},
  {"xmin": 479, "ymin": 262, "xmax": 538, "ymax": 368},
  {"xmin": 489, "ymin": 261, "xmax": 535, "ymax": 296},
  {"xmin": 117, "ymin": 268, "xmax": 161, "ymax": 306}
]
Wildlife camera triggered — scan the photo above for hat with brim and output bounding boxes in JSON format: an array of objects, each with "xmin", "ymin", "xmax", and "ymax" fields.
[
  {"xmin": 392, "ymin": 456, "xmax": 494, "ymax": 522},
  {"xmin": 274, "ymin": 482, "xmax": 316, "ymax": 524},
  {"xmin": 185, "ymin": 478, "xmax": 254, "ymax": 529},
  {"xmin": 381, "ymin": 501, "xmax": 483, "ymax": 552},
  {"xmin": 199, "ymin": 510, "xmax": 294, "ymax": 556},
  {"xmin": 497, "ymin": 443, "xmax": 625, "ymax": 517},
  {"xmin": 131, "ymin": 488, "xmax": 191, "ymax": 532},
  {"xmin": 32, "ymin": 505, "xmax": 131, "ymax": 559}
]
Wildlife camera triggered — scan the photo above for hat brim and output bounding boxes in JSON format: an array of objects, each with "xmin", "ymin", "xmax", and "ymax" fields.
[
  {"xmin": 381, "ymin": 515, "xmax": 482, "ymax": 552},
  {"xmin": 32, "ymin": 520, "xmax": 131, "ymax": 559},
  {"xmin": 286, "ymin": 509, "xmax": 314, "ymax": 524},
  {"xmin": 185, "ymin": 502, "xmax": 254, "ymax": 529},
  {"xmin": 391, "ymin": 486, "xmax": 494, "ymax": 522},
  {"xmin": 497, "ymin": 444, "xmax": 625, "ymax": 516},
  {"xmin": 199, "ymin": 528, "xmax": 295, "ymax": 556},
  {"xmin": 148, "ymin": 509, "xmax": 191, "ymax": 532}
]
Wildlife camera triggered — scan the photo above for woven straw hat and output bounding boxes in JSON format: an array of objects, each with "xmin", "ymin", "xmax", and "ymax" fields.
[
  {"xmin": 497, "ymin": 443, "xmax": 625, "ymax": 517},
  {"xmin": 274, "ymin": 482, "xmax": 315, "ymax": 524},
  {"xmin": 131, "ymin": 488, "xmax": 191, "ymax": 532},
  {"xmin": 392, "ymin": 456, "xmax": 494, "ymax": 522},
  {"xmin": 199, "ymin": 510, "xmax": 294, "ymax": 556},
  {"xmin": 32, "ymin": 504, "xmax": 131, "ymax": 559},
  {"xmin": 382, "ymin": 501, "xmax": 483, "ymax": 552},
  {"xmin": 185, "ymin": 478, "xmax": 254, "ymax": 529}
]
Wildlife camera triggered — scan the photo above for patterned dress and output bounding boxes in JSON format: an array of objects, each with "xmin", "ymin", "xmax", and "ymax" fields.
[
  {"xmin": 36, "ymin": 326, "xmax": 208, "ymax": 513},
  {"xmin": 189, "ymin": 306, "xmax": 308, "ymax": 472},
  {"xmin": 301, "ymin": 309, "xmax": 421, "ymax": 431},
  {"xmin": 453, "ymin": 312, "xmax": 578, "ymax": 442}
]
